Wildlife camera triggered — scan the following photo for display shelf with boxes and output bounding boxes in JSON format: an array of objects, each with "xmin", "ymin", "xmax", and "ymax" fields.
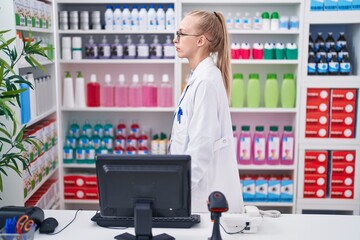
[{"xmin": 179, "ymin": 0, "xmax": 304, "ymax": 213}]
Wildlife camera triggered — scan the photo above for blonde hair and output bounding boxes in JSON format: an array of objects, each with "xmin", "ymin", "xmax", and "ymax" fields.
[{"xmin": 187, "ymin": 10, "xmax": 231, "ymax": 98}]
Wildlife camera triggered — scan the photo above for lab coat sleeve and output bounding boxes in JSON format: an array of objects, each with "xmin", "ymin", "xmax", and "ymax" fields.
[{"xmin": 186, "ymin": 79, "xmax": 219, "ymax": 187}]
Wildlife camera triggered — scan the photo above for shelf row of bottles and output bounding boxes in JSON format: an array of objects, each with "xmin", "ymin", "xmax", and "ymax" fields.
[
  {"xmin": 234, "ymin": 125, "xmax": 295, "ymax": 166},
  {"xmin": 241, "ymin": 175, "xmax": 293, "ymax": 202},
  {"xmin": 310, "ymin": 0, "xmax": 360, "ymax": 11},
  {"xmin": 61, "ymin": 35, "xmax": 175, "ymax": 60},
  {"xmin": 303, "ymin": 150, "xmax": 356, "ymax": 199},
  {"xmin": 226, "ymin": 11, "xmax": 299, "ymax": 31},
  {"xmin": 305, "ymin": 88, "xmax": 357, "ymax": 139},
  {"xmin": 14, "ymin": 0, "xmax": 52, "ymax": 29},
  {"xmin": 231, "ymin": 42, "xmax": 298, "ymax": 60},
  {"xmin": 63, "ymin": 72, "xmax": 173, "ymax": 108},
  {"xmin": 230, "ymin": 73, "xmax": 296, "ymax": 108},
  {"xmin": 59, "ymin": 4, "xmax": 175, "ymax": 31}
]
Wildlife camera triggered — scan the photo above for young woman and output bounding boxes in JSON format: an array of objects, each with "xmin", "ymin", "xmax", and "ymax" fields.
[{"xmin": 169, "ymin": 10, "xmax": 243, "ymax": 213}]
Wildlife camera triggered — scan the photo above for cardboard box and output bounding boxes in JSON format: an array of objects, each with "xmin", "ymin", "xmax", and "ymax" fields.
[
  {"xmin": 85, "ymin": 175, "xmax": 98, "ymax": 189},
  {"xmin": 64, "ymin": 187, "xmax": 86, "ymax": 200},
  {"xmin": 330, "ymin": 125, "xmax": 355, "ymax": 138},
  {"xmin": 305, "ymin": 151, "xmax": 328, "ymax": 164},
  {"xmin": 311, "ymin": 0, "xmax": 325, "ymax": 11},
  {"xmin": 304, "ymin": 162, "xmax": 328, "ymax": 175},
  {"xmin": 280, "ymin": 178, "xmax": 293, "ymax": 202},
  {"xmin": 306, "ymin": 112, "xmax": 329, "ymax": 126},
  {"xmin": 331, "ymin": 175, "xmax": 354, "ymax": 187},
  {"xmin": 307, "ymin": 88, "xmax": 330, "ymax": 100},
  {"xmin": 332, "ymin": 89, "xmax": 357, "ymax": 102},
  {"xmin": 242, "ymin": 178, "xmax": 256, "ymax": 202},
  {"xmin": 332, "ymin": 150, "xmax": 355, "ymax": 163},
  {"xmin": 268, "ymin": 178, "xmax": 281, "ymax": 202},
  {"xmin": 338, "ymin": 0, "xmax": 353, "ymax": 10},
  {"xmin": 330, "ymin": 186, "xmax": 353, "ymax": 199},
  {"xmin": 332, "ymin": 162, "xmax": 355, "ymax": 176},
  {"xmin": 324, "ymin": 0, "xmax": 339, "ymax": 10},
  {"xmin": 330, "ymin": 113, "xmax": 355, "ymax": 127},
  {"xmin": 306, "ymin": 99, "xmax": 329, "ymax": 113},
  {"xmin": 331, "ymin": 101, "xmax": 356, "ymax": 114},
  {"xmin": 64, "ymin": 175, "xmax": 86, "ymax": 187},
  {"xmin": 303, "ymin": 185, "xmax": 327, "ymax": 198},
  {"xmin": 304, "ymin": 174, "xmax": 327, "ymax": 187},
  {"xmin": 353, "ymin": 0, "xmax": 360, "ymax": 9},
  {"xmin": 305, "ymin": 125, "xmax": 329, "ymax": 138}
]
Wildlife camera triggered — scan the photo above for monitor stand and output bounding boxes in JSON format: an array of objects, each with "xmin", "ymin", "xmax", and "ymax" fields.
[{"xmin": 115, "ymin": 202, "xmax": 175, "ymax": 240}]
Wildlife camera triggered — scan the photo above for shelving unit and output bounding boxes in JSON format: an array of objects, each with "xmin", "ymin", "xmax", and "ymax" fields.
[
  {"xmin": 296, "ymin": 1, "xmax": 360, "ymax": 215},
  {"xmin": 0, "ymin": 0, "xmax": 59, "ymax": 208},
  {"xmin": 179, "ymin": 0, "xmax": 304, "ymax": 213}
]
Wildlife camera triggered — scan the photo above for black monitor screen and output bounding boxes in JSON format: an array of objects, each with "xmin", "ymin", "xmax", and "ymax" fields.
[{"xmin": 96, "ymin": 154, "xmax": 191, "ymax": 219}]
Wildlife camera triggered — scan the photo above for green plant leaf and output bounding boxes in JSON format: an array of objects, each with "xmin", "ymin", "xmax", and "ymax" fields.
[
  {"xmin": 0, "ymin": 37, "xmax": 15, "ymax": 51},
  {"xmin": 0, "ymin": 58, "xmax": 15, "ymax": 75},
  {"xmin": 27, "ymin": 55, "xmax": 47, "ymax": 73},
  {"xmin": 0, "ymin": 136, "xmax": 11, "ymax": 145},
  {"xmin": 0, "ymin": 29, "xmax": 11, "ymax": 35},
  {"xmin": 12, "ymin": 119, "xmax": 17, "ymax": 137},
  {"xmin": 0, "ymin": 126, "xmax": 11, "ymax": 139},
  {"xmin": 24, "ymin": 55, "xmax": 36, "ymax": 68},
  {"xmin": 15, "ymin": 124, "xmax": 26, "ymax": 143}
]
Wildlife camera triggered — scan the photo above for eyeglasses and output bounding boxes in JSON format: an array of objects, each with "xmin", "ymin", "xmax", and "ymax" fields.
[{"xmin": 175, "ymin": 31, "xmax": 202, "ymax": 42}]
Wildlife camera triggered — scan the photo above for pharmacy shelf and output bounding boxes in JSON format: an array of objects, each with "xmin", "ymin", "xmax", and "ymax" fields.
[
  {"xmin": 59, "ymin": 59, "xmax": 176, "ymax": 64},
  {"xmin": 61, "ymin": 107, "xmax": 175, "ymax": 112},
  {"xmin": 18, "ymin": 60, "xmax": 54, "ymax": 69},
  {"xmin": 58, "ymin": 30, "xmax": 174, "ymax": 35},
  {"xmin": 181, "ymin": 0, "xmax": 301, "ymax": 4},
  {"xmin": 181, "ymin": 59, "xmax": 300, "ymax": 64},
  {"xmin": 245, "ymin": 202, "xmax": 294, "ymax": 207},
  {"xmin": 24, "ymin": 166, "xmax": 59, "ymax": 202},
  {"xmin": 302, "ymin": 76, "xmax": 360, "ymax": 88},
  {"xmin": 57, "ymin": 0, "xmax": 173, "ymax": 3},
  {"xmin": 26, "ymin": 108, "xmax": 57, "ymax": 128},
  {"xmin": 306, "ymin": 11, "xmax": 360, "ymax": 24},
  {"xmin": 238, "ymin": 165, "xmax": 295, "ymax": 171},
  {"xmin": 230, "ymin": 108, "xmax": 297, "ymax": 113},
  {"xmin": 63, "ymin": 164, "xmax": 95, "ymax": 169},
  {"xmin": 228, "ymin": 29, "xmax": 300, "ymax": 35},
  {"xmin": 297, "ymin": 199, "xmax": 360, "ymax": 208},
  {"xmin": 16, "ymin": 26, "xmax": 53, "ymax": 34},
  {"xmin": 64, "ymin": 199, "xmax": 98, "ymax": 204},
  {"xmin": 299, "ymin": 139, "xmax": 360, "ymax": 149}
]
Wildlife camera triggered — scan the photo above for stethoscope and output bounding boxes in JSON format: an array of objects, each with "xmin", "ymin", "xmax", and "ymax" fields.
[{"xmin": 174, "ymin": 84, "xmax": 190, "ymax": 124}]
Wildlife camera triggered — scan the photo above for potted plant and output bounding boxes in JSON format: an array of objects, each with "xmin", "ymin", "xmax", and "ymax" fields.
[{"xmin": 0, "ymin": 29, "xmax": 51, "ymax": 193}]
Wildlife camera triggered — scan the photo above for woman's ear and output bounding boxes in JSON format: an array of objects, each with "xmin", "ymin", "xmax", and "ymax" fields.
[{"xmin": 197, "ymin": 36, "xmax": 206, "ymax": 47}]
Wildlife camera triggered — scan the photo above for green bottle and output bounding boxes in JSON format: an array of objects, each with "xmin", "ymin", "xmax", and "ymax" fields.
[
  {"xmin": 264, "ymin": 73, "xmax": 279, "ymax": 108},
  {"xmin": 231, "ymin": 73, "xmax": 245, "ymax": 108},
  {"xmin": 85, "ymin": 143, "xmax": 96, "ymax": 164},
  {"xmin": 82, "ymin": 120, "xmax": 93, "ymax": 138},
  {"xmin": 247, "ymin": 73, "xmax": 261, "ymax": 108},
  {"xmin": 104, "ymin": 120, "xmax": 114, "ymax": 138},
  {"xmin": 94, "ymin": 120, "xmax": 104, "ymax": 137},
  {"xmin": 63, "ymin": 143, "xmax": 74, "ymax": 164},
  {"xmin": 75, "ymin": 142, "xmax": 86, "ymax": 164},
  {"xmin": 281, "ymin": 73, "xmax": 296, "ymax": 108},
  {"xmin": 70, "ymin": 120, "xmax": 80, "ymax": 138},
  {"xmin": 92, "ymin": 134, "xmax": 102, "ymax": 151}
]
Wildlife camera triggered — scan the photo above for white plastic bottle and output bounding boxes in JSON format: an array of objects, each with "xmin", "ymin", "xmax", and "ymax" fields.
[
  {"xmin": 74, "ymin": 71, "xmax": 86, "ymax": 107},
  {"xmin": 62, "ymin": 71, "xmax": 74, "ymax": 109},
  {"xmin": 253, "ymin": 12, "xmax": 262, "ymax": 30},
  {"xmin": 113, "ymin": 5, "xmax": 122, "ymax": 30},
  {"xmin": 124, "ymin": 35, "xmax": 136, "ymax": 59},
  {"xmin": 156, "ymin": 5, "xmax": 165, "ymax": 30},
  {"xmin": 165, "ymin": 4, "xmax": 175, "ymax": 30},
  {"xmin": 243, "ymin": 12, "xmax": 252, "ymax": 30},
  {"xmin": 122, "ymin": 5, "xmax": 131, "ymax": 30},
  {"xmin": 104, "ymin": 5, "xmax": 113, "ymax": 30},
  {"xmin": 137, "ymin": 35, "xmax": 149, "ymax": 59},
  {"xmin": 234, "ymin": 12, "xmax": 242, "ymax": 29},
  {"xmin": 226, "ymin": 12, "xmax": 234, "ymax": 29},
  {"xmin": 131, "ymin": 5, "xmax": 139, "ymax": 30},
  {"xmin": 139, "ymin": 5, "xmax": 148, "ymax": 30},
  {"xmin": 147, "ymin": 4, "xmax": 156, "ymax": 30},
  {"xmin": 163, "ymin": 35, "xmax": 175, "ymax": 59},
  {"xmin": 150, "ymin": 35, "xmax": 163, "ymax": 59}
]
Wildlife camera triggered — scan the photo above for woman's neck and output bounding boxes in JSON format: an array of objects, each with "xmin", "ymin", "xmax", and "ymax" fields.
[{"xmin": 188, "ymin": 52, "xmax": 209, "ymax": 70}]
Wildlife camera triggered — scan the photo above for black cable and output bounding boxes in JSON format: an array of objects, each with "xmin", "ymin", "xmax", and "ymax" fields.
[
  {"xmin": 48, "ymin": 209, "xmax": 83, "ymax": 235},
  {"xmin": 219, "ymin": 222, "xmax": 248, "ymax": 235}
]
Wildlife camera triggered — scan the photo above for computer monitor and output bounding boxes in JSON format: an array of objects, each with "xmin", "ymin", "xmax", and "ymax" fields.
[{"xmin": 95, "ymin": 154, "xmax": 191, "ymax": 240}]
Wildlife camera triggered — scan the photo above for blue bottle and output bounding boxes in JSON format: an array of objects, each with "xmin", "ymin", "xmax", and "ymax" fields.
[{"xmin": 19, "ymin": 82, "xmax": 31, "ymax": 124}]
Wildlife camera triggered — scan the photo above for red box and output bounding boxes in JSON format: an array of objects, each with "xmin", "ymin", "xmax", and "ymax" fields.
[
  {"xmin": 330, "ymin": 186, "xmax": 354, "ymax": 199},
  {"xmin": 331, "ymin": 101, "xmax": 356, "ymax": 114},
  {"xmin": 306, "ymin": 112, "xmax": 329, "ymax": 126},
  {"xmin": 64, "ymin": 175, "xmax": 86, "ymax": 187},
  {"xmin": 332, "ymin": 151, "xmax": 356, "ymax": 163},
  {"xmin": 331, "ymin": 175, "xmax": 354, "ymax": 187},
  {"xmin": 305, "ymin": 125, "xmax": 329, "ymax": 138},
  {"xmin": 85, "ymin": 188, "xmax": 99, "ymax": 200},
  {"xmin": 303, "ymin": 185, "xmax": 327, "ymax": 198},
  {"xmin": 306, "ymin": 99, "xmax": 329, "ymax": 113},
  {"xmin": 331, "ymin": 89, "xmax": 357, "ymax": 102},
  {"xmin": 331, "ymin": 113, "xmax": 355, "ymax": 127},
  {"xmin": 304, "ymin": 162, "xmax": 327, "ymax": 175},
  {"xmin": 85, "ymin": 175, "xmax": 98, "ymax": 189},
  {"xmin": 64, "ymin": 187, "xmax": 86, "ymax": 200},
  {"xmin": 305, "ymin": 151, "xmax": 328, "ymax": 164},
  {"xmin": 307, "ymin": 88, "xmax": 330, "ymax": 101},
  {"xmin": 330, "ymin": 125, "xmax": 355, "ymax": 138},
  {"xmin": 332, "ymin": 162, "xmax": 355, "ymax": 176},
  {"xmin": 304, "ymin": 174, "xmax": 327, "ymax": 187}
]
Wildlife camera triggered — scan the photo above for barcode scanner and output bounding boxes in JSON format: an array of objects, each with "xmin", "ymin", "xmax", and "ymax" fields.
[{"xmin": 207, "ymin": 191, "xmax": 228, "ymax": 240}]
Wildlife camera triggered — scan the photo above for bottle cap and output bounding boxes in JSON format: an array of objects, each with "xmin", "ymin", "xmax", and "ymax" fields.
[
  {"xmin": 162, "ymin": 74, "xmax": 169, "ymax": 83},
  {"xmin": 241, "ymin": 125, "xmax": 250, "ymax": 131},
  {"xmin": 152, "ymin": 35, "xmax": 159, "ymax": 44},
  {"xmin": 261, "ymin": 12, "xmax": 270, "ymax": 19},
  {"xmin": 267, "ymin": 73, "xmax": 277, "ymax": 79},
  {"xmin": 139, "ymin": 35, "xmax": 145, "ymax": 44},
  {"xmin": 102, "ymin": 36, "xmax": 107, "ymax": 44},
  {"xmin": 65, "ymin": 71, "xmax": 72, "ymax": 78},
  {"xmin": 271, "ymin": 12, "xmax": 279, "ymax": 19},
  {"xmin": 118, "ymin": 74, "xmax": 125, "ymax": 83},
  {"xmin": 249, "ymin": 73, "xmax": 259, "ymax": 79},
  {"xmin": 255, "ymin": 126, "xmax": 264, "ymax": 131},
  {"xmin": 133, "ymin": 74, "xmax": 139, "ymax": 83},
  {"xmin": 148, "ymin": 74, "xmax": 155, "ymax": 83},
  {"xmin": 283, "ymin": 73, "xmax": 294, "ymax": 79},
  {"xmin": 270, "ymin": 126, "xmax": 278, "ymax": 131},
  {"xmin": 142, "ymin": 74, "xmax": 148, "ymax": 83},
  {"xmin": 77, "ymin": 71, "xmax": 83, "ymax": 78},
  {"xmin": 105, "ymin": 74, "xmax": 111, "ymax": 84},
  {"xmin": 114, "ymin": 35, "xmax": 120, "ymax": 44},
  {"xmin": 90, "ymin": 74, "xmax": 97, "ymax": 83},
  {"xmin": 284, "ymin": 126, "xmax": 292, "ymax": 132},
  {"xmin": 233, "ymin": 73, "xmax": 243, "ymax": 80},
  {"xmin": 232, "ymin": 125, "xmax": 236, "ymax": 131}
]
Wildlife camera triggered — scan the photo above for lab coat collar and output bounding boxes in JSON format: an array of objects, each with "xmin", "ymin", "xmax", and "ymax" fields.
[{"xmin": 187, "ymin": 57, "xmax": 215, "ymax": 85}]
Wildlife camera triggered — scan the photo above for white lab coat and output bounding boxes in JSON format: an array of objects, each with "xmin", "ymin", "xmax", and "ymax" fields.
[{"xmin": 170, "ymin": 57, "xmax": 244, "ymax": 213}]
